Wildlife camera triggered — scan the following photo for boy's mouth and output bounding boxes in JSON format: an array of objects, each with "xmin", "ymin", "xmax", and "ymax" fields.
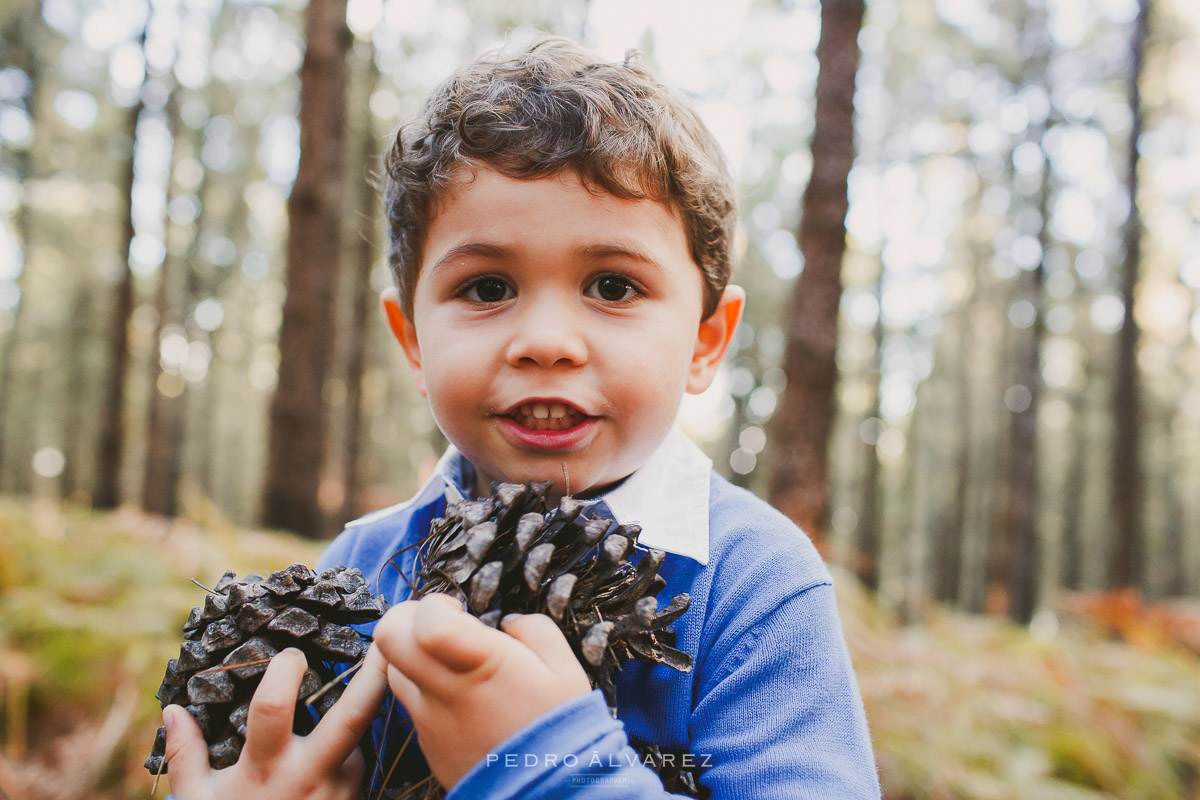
[{"xmin": 507, "ymin": 402, "xmax": 589, "ymax": 431}]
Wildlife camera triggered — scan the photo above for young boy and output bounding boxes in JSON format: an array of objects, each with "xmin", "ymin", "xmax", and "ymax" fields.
[{"xmin": 162, "ymin": 35, "xmax": 880, "ymax": 799}]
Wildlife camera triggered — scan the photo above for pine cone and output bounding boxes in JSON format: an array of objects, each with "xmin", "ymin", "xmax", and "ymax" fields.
[
  {"xmin": 408, "ymin": 481, "xmax": 693, "ymax": 711},
  {"xmin": 375, "ymin": 481, "xmax": 704, "ymax": 797},
  {"xmin": 144, "ymin": 563, "xmax": 388, "ymax": 774}
]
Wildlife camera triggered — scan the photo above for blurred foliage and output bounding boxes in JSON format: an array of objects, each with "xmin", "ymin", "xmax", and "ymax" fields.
[
  {"xmin": 841, "ymin": 575, "xmax": 1200, "ymax": 799},
  {"xmin": 1, "ymin": 499, "xmax": 1198, "ymax": 799},
  {"xmin": 0, "ymin": 496, "xmax": 323, "ymax": 799}
]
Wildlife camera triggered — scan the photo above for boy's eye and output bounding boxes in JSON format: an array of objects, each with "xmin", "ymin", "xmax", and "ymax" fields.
[
  {"xmin": 585, "ymin": 275, "xmax": 638, "ymax": 303},
  {"xmin": 462, "ymin": 277, "xmax": 514, "ymax": 304}
]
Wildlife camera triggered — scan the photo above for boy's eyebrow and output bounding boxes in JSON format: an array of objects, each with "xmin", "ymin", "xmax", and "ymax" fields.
[
  {"xmin": 429, "ymin": 242, "xmax": 508, "ymax": 271},
  {"xmin": 575, "ymin": 242, "xmax": 663, "ymax": 269}
]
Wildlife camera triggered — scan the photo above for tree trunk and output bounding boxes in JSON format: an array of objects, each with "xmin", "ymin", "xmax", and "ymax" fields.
[
  {"xmin": 1110, "ymin": 0, "xmax": 1149, "ymax": 590},
  {"xmin": 194, "ymin": 185, "xmax": 248, "ymax": 506},
  {"xmin": 93, "ymin": 56, "xmax": 147, "ymax": 509},
  {"xmin": 855, "ymin": 266, "xmax": 884, "ymax": 591},
  {"xmin": 340, "ymin": 50, "xmax": 381, "ymax": 528},
  {"xmin": 936, "ymin": 269, "xmax": 980, "ymax": 605},
  {"xmin": 206, "ymin": 209, "xmax": 255, "ymax": 520},
  {"xmin": 143, "ymin": 95, "xmax": 188, "ymax": 516},
  {"xmin": 60, "ymin": 287, "xmax": 92, "ymax": 499},
  {"xmin": 0, "ymin": 0, "xmax": 45, "ymax": 493},
  {"xmin": 1005, "ymin": 86, "xmax": 1053, "ymax": 625},
  {"xmin": 1060, "ymin": 371, "xmax": 1090, "ymax": 591},
  {"xmin": 1162, "ymin": 463, "xmax": 1185, "ymax": 596},
  {"xmin": 903, "ymin": 392, "xmax": 931, "ymax": 622},
  {"xmin": 261, "ymin": 0, "xmax": 351, "ymax": 537},
  {"xmin": 1004, "ymin": 257, "xmax": 1046, "ymax": 624},
  {"xmin": 970, "ymin": 272, "xmax": 1017, "ymax": 614},
  {"xmin": 767, "ymin": 0, "xmax": 864, "ymax": 545}
]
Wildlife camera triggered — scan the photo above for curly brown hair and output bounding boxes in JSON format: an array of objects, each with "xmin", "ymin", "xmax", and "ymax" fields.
[{"xmin": 383, "ymin": 35, "xmax": 737, "ymax": 320}]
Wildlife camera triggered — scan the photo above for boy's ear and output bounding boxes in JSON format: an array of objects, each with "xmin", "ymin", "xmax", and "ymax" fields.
[
  {"xmin": 687, "ymin": 285, "xmax": 745, "ymax": 395},
  {"xmin": 381, "ymin": 287, "xmax": 427, "ymax": 397}
]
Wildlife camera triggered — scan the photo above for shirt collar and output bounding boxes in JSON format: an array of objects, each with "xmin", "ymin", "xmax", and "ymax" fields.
[
  {"xmin": 348, "ymin": 425, "xmax": 713, "ymax": 565},
  {"xmin": 586, "ymin": 425, "xmax": 712, "ymax": 565}
]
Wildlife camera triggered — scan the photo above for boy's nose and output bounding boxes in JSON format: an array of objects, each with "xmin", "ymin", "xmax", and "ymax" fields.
[{"xmin": 504, "ymin": 297, "xmax": 588, "ymax": 368}]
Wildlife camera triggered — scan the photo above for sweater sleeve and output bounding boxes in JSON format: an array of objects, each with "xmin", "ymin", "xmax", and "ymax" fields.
[
  {"xmin": 446, "ymin": 581, "xmax": 880, "ymax": 800},
  {"xmin": 446, "ymin": 690, "xmax": 671, "ymax": 799},
  {"xmin": 690, "ymin": 581, "xmax": 881, "ymax": 798}
]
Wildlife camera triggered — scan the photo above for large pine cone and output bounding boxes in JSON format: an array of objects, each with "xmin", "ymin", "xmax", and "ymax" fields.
[
  {"xmin": 372, "ymin": 481, "xmax": 703, "ymax": 797},
  {"xmin": 144, "ymin": 563, "xmax": 388, "ymax": 774},
  {"xmin": 408, "ymin": 481, "xmax": 693, "ymax": 711}
]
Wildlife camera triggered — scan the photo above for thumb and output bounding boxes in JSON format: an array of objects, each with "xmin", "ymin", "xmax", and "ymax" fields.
[
  {"xmin": 412, "ymin": 593, "xmax": 496, "ymax": 673},
  {"xmin": 500, "ymin": 614, "xmax": 590, "ymax": 690},
  {"xmin": 162, "ymin": 705, "xmax": 212, "ymax": 793}
]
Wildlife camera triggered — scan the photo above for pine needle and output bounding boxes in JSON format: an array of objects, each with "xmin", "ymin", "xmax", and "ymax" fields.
[
  {"xmin": 150, "ymin": 750, "xmax": 167, "ymax": 796},
  {"xmin": 374, "ymin": 725, "xmax": 417, "ymax": 800},
  {"xmin": 304, "ymin": 659, "xmax": 364, "ymax": 706},
  {"xmin": 194, "ymin": 657, "xmax": 273, "ymax": 675},
  {"xmin": 189, "ymin": 578, "xmax": 219, "ymax": 595}
]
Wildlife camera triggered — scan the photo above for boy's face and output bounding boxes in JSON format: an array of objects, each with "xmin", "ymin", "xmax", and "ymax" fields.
[{"xmin": 383, "ymin": 167, "xmax": 743, "ymax": 499}]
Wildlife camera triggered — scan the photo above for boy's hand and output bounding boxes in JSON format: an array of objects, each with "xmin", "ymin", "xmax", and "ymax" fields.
[
  {"xmin": 162, "ymin": 645, "xmax": 387, "ymax": 800},
  {"xmin": 373, "ymin": 594, "xmax": 592, "ymax": 789}
]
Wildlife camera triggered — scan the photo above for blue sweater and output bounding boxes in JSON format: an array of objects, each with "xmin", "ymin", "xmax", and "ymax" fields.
[{"xmin": 317, "ymin": 429, "xmax": 881, "ymax": 799}]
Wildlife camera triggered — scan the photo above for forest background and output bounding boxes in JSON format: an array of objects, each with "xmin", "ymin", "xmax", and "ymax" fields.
[{"xmin": 2, "ymin": 0, "xmax": 1200, "ymax": 798}]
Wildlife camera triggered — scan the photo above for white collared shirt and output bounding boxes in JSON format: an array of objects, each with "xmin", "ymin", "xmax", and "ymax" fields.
[{"xmin": 348, "ymin": 424, "xmax": 713, "ymax": 565}]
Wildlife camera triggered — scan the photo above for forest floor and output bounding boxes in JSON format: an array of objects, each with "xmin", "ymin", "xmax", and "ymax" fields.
[{"xmin": 0, "ymin": 496, "xmax": 1198, "ymax": 800}]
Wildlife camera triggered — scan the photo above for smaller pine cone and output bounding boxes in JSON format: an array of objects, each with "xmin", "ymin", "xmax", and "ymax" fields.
[{"xmin": 145, "ymin": 563, "xmax": 388, "ymax": 774}]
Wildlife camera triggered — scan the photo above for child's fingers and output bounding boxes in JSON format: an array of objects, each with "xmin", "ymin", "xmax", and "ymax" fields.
[
  {"xmin": 375, "ymin": 597, "xmax": 492, "ymax": 680},
  {"xmin": 371, "ymin": 600, "xmax": 418, "ymax": 664},
  {"xmin": 411, "ymin": 593, "xmax": 498, "ymax": 673},
  {"xmin": 242, "ymin": 648, "xmax": 307, "ymax": 769},
  {"xmin": 161, "ymin": 704, "xmax": 212, "ymax": 790},
  {"xmin": 373, "ymin": 602, "xmax": 442, "ymax": 696},
  {"xmin": 306, "ymin": 644, "xmax": 389, "ymax": 774},
  {"xmin": 500, "ymin": 613, "xmax": 591, "ymax": 690},
  {"xmin": 385, "ymin": 662, "xmax": 425, "ymax": 717}
]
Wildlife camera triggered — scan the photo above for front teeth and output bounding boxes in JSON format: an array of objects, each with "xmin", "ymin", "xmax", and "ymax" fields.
[
  {"xmin": 528, "ymin": 403, "xmax": 569, "ymax": 420},
  {"xmin": 513, "ymin": 403, "xmax": 584, "ymax": 431}
]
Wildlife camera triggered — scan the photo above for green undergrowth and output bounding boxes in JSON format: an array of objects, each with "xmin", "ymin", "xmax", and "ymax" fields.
[
  {"xmin": 836, "ymin": 572, "xmax": 1200, "ymax": 799},
  {"xmin": 0, "ymin": 495, "xmax": 324, "ymax": 799},
  {"xmin": 1, "ymin": 496, "xmax": 1198, "ymax": 799}
]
